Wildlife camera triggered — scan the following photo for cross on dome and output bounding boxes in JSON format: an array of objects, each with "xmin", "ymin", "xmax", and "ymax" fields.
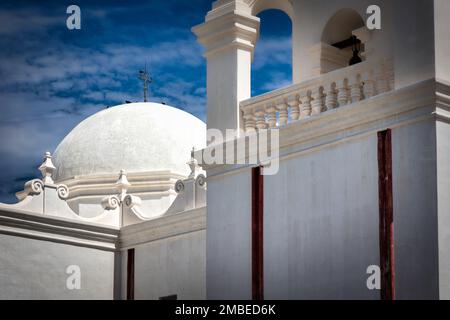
[{"xmin": 138, "ymin": 65, "xmax": 152, "ymax": 102}]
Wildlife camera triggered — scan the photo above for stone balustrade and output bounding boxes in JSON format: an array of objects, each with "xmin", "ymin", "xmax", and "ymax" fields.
[{"xmin": 241, "ymin": 59, "xmax": 394, "ymax": 132}]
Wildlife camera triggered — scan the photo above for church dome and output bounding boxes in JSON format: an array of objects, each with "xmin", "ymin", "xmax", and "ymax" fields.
[{"xmin": 53, "ymin": 102, "xmax": 206, "ymax": 182}]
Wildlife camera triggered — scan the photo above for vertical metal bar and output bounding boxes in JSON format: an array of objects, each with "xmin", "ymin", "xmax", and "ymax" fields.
[
  {"xmin": 127, "ymin": 248, "xmax": 135, "ymax": 300},
  {"xmin": 378, "ymin": 129, "xmax": 395, "ymax": 300},
  {"xmin": 252, "ymin": 166, "xmax": 264, "ymax": 300}
]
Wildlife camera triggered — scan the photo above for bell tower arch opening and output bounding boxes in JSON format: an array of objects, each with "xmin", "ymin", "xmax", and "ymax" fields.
[
  {"xmin": 249, "ymin": 0, "xmax": 294, "ymax": 19},
  {"xmin": 321, "ymin": 8, "xmax": 365, "ymax": 47},
  {"xmin": 309, "ymin": 8, "xmax": 365, "ymax": 77},
  {"xmin": 252, "ymin": 9, "xmax": 292, "ymax": 96}
]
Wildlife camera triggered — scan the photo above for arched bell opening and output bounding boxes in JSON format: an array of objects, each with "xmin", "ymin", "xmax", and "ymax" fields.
[
  {"xmin": 309, "ymin": 8, "xmax": 366, "ymax": 77},
  {"xmin": 252, "ymin": 9, "xmax": 293, "ymax": 96}
]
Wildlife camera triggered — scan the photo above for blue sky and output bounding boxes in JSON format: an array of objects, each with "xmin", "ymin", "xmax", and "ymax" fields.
[{"xmin": 0, "ymin": 0, "xmax": 291, "ymax": 203}]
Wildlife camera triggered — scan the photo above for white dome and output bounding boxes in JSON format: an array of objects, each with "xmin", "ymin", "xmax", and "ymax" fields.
[{"xmin": 53, "ymin": 102, "xmax": 206, "ymax": 181}]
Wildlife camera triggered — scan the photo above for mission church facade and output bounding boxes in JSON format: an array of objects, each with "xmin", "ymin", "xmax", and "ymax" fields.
[{"xmin": 0, "ymin": 0, "xmax": 449, "ymax": 300}]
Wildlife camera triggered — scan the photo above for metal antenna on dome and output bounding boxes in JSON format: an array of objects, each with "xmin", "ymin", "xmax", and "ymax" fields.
[{"xmin": 138, "ymin": 63, "xmax": 152, "ymax": 102}]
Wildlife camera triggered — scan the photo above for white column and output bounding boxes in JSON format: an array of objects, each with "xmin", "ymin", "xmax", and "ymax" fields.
[{"xmin": 193, "ymin": 4, "xmax": 259, "ymax": 137}]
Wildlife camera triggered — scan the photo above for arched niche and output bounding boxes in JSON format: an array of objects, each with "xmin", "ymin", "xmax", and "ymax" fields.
[{"xmin": 309, "ymin": 8, "xmax": 366, "ymax": 77}]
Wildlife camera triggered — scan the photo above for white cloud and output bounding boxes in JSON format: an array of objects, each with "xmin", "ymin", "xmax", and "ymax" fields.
[
  {"xmin": 83, "ymin": 91, "xmax": 104, "ymax": 101},
  {"xmin": 0, "ymin": 9, "xmax": 61, "ymax": 35},
  {"xmin": 253, "ymin": 36, "xmax": 292, "ymax": 70},
  {"xmin": 155, "ymin": 79, "xmax": 206, "ymax": 120},
  {"xmin": 259, "ymin": 71, "xmax": 292, "ymax": 92}
]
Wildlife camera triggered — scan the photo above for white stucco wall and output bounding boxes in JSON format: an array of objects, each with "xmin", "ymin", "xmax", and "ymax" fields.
[
  {"xmin": 434, "ymin": 0, "xmax": 450, "ymax": 84},
  {"xmin": 206, "ymin": 115, "xmax": 443, "ymax": 300},
  {"xmin": 133, "ymin": 230, "xmax": 206, "ymax": 300},
  {"xmin": 436, "ymin": 119, "xmax": 450, "ymax": 299},
  {"xmin": 392, "ymin": 0, "xmax": 435, "ymax": 89},
  {"xmin": 264, "ymin": 135, "xmax": 380, "ymax": 299},
  {"xmin": 392, "ymin": 119, "xmax": 439, "ymax": 299},
  {"xmin": 206, "ymin": 169, "xmax": 252, "ymax": 299},
  {"xmin": 0, "ymin": 234, "xmax": 115, "ymax": 299}
]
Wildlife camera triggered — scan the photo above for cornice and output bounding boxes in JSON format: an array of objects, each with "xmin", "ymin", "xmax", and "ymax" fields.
[
  {"xmin": 0, "ymin": 207, "xmax": 119, "ymax": 251},
  {"xmin": 119, "ymin": 206, "xmax": 206, "ymax": 249},
  {"xmin": 192, "ymin": 11, "xmax": 260, "ymax": 58},
  {"xmin": 0, "ymin": 205, "xmax": 206, "ymax": 251},
  {"xmin": 56, "ymin": 170, "xmax": 185, "ymax": 200},
  {"xmin": 208, "ymin": 1, "xmax": 253, "ymax": 21},
  {"xmin": 436, "ymin": 79, "xmax": 450, "ymax": 123}
]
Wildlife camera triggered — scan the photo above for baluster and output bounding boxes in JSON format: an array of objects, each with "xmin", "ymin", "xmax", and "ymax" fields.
[
  {"xmin": 388, "ymin": 71, "xmax": 395, "ymax": 91},
  {"xmin": 376, "ymin": 64, "xmax": 389, "ymax": 94},
  {"xmin": 255, "ymin": 109, "xmax": 267, "ymax": 130},
  {"xmin": 265, "ymin": 105, "xmax": 277, "ymax": 128},
  {"xmin": 311, "ymin": 87, "xmax": 324, "ymax": 115},
  {"xmin": 337, "ymin": 79, "xmax": 350, "ymax": 107},
  {"xmin": 362, "ymin": 69, "xmax": 376, "ymax": 99},
  {"xmin": 386, "ymin": 62, "xmax": 394, "ymax": 91},
  {"xmin": 277, "ymin": 101, "xmax": 288, "ymax": 127},
  {"xmin": 349, "ymin": 74, "xmax": 363, "ymax": 103},
  {"xmin": 243, "ymin": 110, "xmax": 256, "ymax": 133},
  {"xmin": 287, "ymin": 96, "xmax": 300, "ymax": 122},
  {"xmin": 325, "ymin": 82, "xmax": 338, "ymax": 111},
  {"xmin": 299, "ymin": 93, "xmax": 312, "ymax": 118}
]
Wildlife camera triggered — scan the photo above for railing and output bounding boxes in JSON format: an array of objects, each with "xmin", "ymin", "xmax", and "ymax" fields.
[{"xmin": 240, "ymin": 59, "xmax": 394, "ymax": 132}]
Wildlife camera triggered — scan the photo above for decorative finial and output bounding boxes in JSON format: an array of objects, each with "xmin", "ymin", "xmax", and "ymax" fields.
[
  {"xmin": 187, "ymin": 147, "xmax": 198, "ymax": 179},
  {"xmin": 39, "ymin": 151, "xmax": 56, "ymax": 185},
  {"xmin": 138, "ymin": 64, "xmax": 152, "ymax": 102},
  {"xmin": 116, "ymin": 169, "xmax": 131, "ymax": 200}
]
